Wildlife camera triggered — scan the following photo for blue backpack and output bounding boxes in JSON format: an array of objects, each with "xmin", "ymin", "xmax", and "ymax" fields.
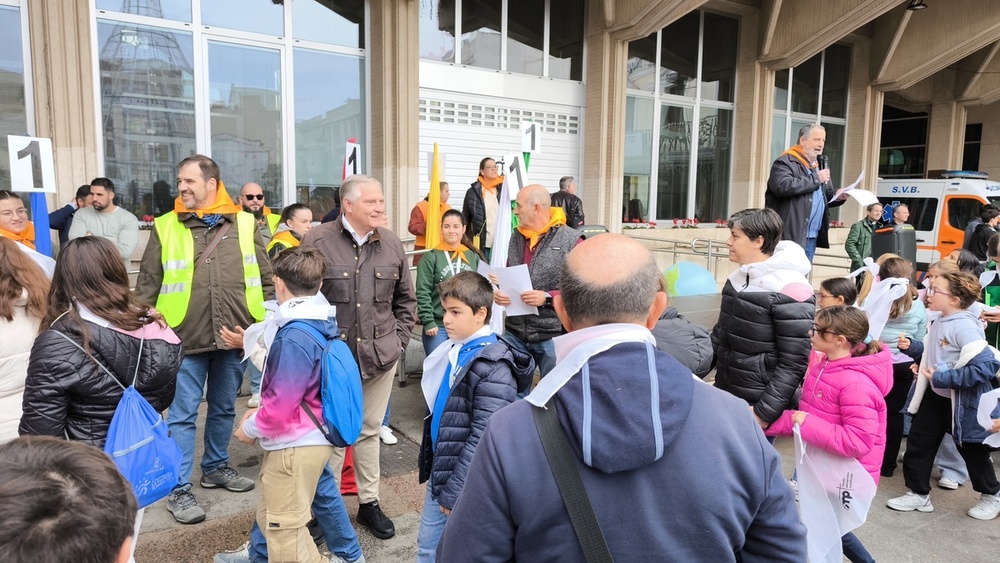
[
  {"xmin": 287, "ymin": 322, "xmax": 364, "ymax": 447},
  {"xmin": 55, "ymin": 333, "xmax": 182, "ymax": 508}
]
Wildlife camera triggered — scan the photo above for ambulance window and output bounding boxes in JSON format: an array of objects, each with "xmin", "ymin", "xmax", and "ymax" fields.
[
  {"xmin": 879, "ymin": 197, "xmax": 936, "ymax": 231},
  {"xmin": 947, "ymin": 198, "xmax": 985, "ymax": 230}
]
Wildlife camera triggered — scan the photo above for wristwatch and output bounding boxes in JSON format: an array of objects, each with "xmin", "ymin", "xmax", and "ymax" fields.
[{"xmin": 544, "ymin": 292, "xmax": 553, "ymax": 306}]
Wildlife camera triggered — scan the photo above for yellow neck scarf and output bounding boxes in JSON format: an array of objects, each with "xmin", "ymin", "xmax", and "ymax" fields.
[
  {"xmin": 173, "ymin": 181, "xmax": 242, "ymax": 217},
  {"xmin": 434, "ymin": 241, "xmax": 471, "ymax": 264},
  {"xmin": 517, "ymin": 207, "xmax": 567, "ymax": 250},
  {"xmin": 0, "ymin": 222, "xmax": 35, "ymax": 249},
  {"xmin": 478, "ymin": 175, "xmax": 503, "ymax": 191},
  {"xmin": 781, "ymin": 145, "xmax": 816, "ymax": 169}
]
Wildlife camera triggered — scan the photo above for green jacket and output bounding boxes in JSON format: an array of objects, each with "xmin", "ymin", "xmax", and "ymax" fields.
[
  {"xmin": 983, "ymin": 262, "xmax": 1000, "ymax": 348},
  {"xmin": 845, "ymin": 218, "xmax": 877, "ymax": 270},
  {"xmin": 415, "ymin": 249, "xmax": 481, "ymax": 331}
]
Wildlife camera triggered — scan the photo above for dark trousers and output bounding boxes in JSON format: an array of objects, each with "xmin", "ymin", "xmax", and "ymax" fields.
[
  {"xmin": 902, "ymin": 390, "xmax": 1000, "ymax": 496},
  {"xmin": 881, "ymin": 361, "xmax": 914, "ymax": 476},
  {"xmin": 842, "ymin": 531, "xmax": 874, "ymax": 563}
]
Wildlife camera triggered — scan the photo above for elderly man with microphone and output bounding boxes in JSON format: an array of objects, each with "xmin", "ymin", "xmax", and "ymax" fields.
[{"xmin": 765, "ymin": 123, "xmax": 847, "ymax": 261}]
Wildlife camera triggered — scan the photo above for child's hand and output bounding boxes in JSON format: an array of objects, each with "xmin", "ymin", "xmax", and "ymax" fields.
[
  {"xmin": 992, "ymin": 419, "xmax": 1000, "ymax": 433},
  {"xmin": 910, "ymin": 363, "xmax": 919, "ymax": 376},
  {"xmin": 920, "ymin": 365, "xmax": 935, "ymax": 381},
  {"xmin": 439, "ymin": 506, "xmax": 452, "ymax": 516},
  {"xmin": 792, "ymin": 411, "xmax": 808, "ymax": 425},
  {"xmin": 897, "ymin": 334, "xmax": 910, "ymax": 351}
]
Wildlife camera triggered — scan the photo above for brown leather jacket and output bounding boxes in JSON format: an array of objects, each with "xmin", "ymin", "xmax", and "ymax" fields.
[
  {"xmin": 301, "ymin": 217, "xmax": 417, "ymax": 378},
  {"xmin": 135, "ymin": 211, "xmax": 274, "ymax": 355}
]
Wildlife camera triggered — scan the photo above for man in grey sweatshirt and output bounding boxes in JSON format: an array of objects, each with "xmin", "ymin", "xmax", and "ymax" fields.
[{"xmin": 68, "ymin": 177, "xmax": 139, "ymax": 267}]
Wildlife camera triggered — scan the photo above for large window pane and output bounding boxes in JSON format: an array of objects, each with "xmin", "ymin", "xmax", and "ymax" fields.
[
  {"xmin": 701, "ymin": 13, "xmax": 737, "ymax": 103},
  {"xmin": 823, "ymin": 122, "xmax": 845, "ymax": 191},
  {"xmin": 696, "ymin": 107, "xmax": 732, "ymax": 223},
  {"xmin": 96, "ymin": 0, "xmax": 191, "ymax": 22},
  {"xmin": 771, "ymin": 115, "xmax": 786, "ymax": 162},
  {"xmin": 626, "ymin": 33, "xmax": 657, "ymax": 92},
  {"xmin": 624, "ymin": 96, "xmax": 653, "ymax": 222},
  {"xmin": 420, "ymin": 0, "xmax": 455, "ymax": 62},
  {"xmin": 657, "ymin": 105, "xmax": 692, "ymax": 219},
  {"xmin": 293, "ymin": 0, "xmax": 364, "ymax": 49},
  {"xmin": 790, "ymin": 53, "xmax": 820, "ymax": 115},
  {"xmin": 0, "ymin": 6, "xmax": 28, "ymax": 192},
  {"xmin": 822, "ymin": 44, "xmax": 851, "ymax": 118},
  {"xmin": 208, "ymin": 42, "xmax": 283, "ymax": 206},
  {"xmin": 202, "ymin": 0, "xmax": 283, "ymax": 36},
  {"xmin": 507, "ymin": 0, "xmax": 543, "ymax": 76},
  {"xmin": 98, "ymin": 21, "xmax": 196, "ymax": 216},
  {"xmin": 660, "ymin": 12, "xmax": 698, "ymax": 97},
  {"xmin": 548, "ymin": 0, "xmax": 584, "ymax": 80},
  {"xmin": 774, "ymin": 69, "xmax": 789, "ymax": 110},
  {"xmin": 294, "ymin": 48, "xmax": 365, "ymax": 219},
  {"xmin": 461, "ymin": 0, "xmax": 501, "ymax": 70}
]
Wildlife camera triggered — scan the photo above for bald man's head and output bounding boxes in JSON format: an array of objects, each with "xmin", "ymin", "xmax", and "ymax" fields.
[
  {"xmin": 239, "ymin": 182, "xmax": 265, "ymax": 214},
  {"xmin": 556, "ymin": 234, "xmax": 665, "ymax": 330},
  {"xmin": 514, "ymin": 184, "xmax": 552, "ymax": 231}
]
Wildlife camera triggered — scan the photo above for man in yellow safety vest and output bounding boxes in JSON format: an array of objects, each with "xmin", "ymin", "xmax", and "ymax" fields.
[{"xmin": 136, "ymin": 154, "xmax": 273, "ymax": 525}]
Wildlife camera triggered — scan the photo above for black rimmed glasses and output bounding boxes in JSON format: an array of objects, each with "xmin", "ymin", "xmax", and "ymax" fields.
[
  {"xmin": 808, "ymin": 324, "xmax": 832, "ymax": 337},
  {"xmin": 926, "ymin": 286, "xmax": 953, "ymax": 298}
]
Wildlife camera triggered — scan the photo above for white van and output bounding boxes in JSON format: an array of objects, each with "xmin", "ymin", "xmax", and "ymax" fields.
[{"xmin": 876, "ymin": 172, "xmax": 1000, "ymax": 268}]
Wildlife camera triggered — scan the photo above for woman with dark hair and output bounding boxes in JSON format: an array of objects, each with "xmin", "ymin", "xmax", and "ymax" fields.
[
  {"xmin": 266, "ymin": 203, "xmax": 314, "ymax": 259},
  {"xmin": 19, "ymin": 237, "xmax": 183, "ymax": 550},
  {"xmin": 0, "ymin": 238, "xmax": 49, "ymax": 443},
  {"xmin": 946, "ymin": 248, "xmax": 985, "ymax": 278}
]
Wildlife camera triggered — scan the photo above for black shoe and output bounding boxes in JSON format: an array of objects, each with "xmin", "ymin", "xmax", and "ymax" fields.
[{"xmin": 357, "ymin": 500, "xmax": 395, "ymax": 539}]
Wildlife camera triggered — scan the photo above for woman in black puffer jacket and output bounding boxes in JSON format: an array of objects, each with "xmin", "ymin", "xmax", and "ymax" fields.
[{"xmin": 19, "ymin": 237, "xmax": 182, "ymax": 447}]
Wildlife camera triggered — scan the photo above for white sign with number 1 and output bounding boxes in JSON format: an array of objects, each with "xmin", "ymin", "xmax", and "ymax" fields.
[
  {"xmin": 521, "ymin": 121, "xmax": 541, "ymax": 154},
  {"xmin": 7, "ymin": 135, "xmax": 56, "ymax": 194},
  {"xmin": 344, "ymin": 141, "xmax": 361, "ymax": 177}
]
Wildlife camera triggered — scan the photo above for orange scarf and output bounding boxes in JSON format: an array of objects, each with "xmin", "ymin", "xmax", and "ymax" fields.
[
  {"xmin": 517, "ymin": 207, "xmax": 567, "ymax": 250},
  {"xmin": 781, "ymin": 145, "xmax": 817, "ymax": 169},
  {"xmin": 434, "ymin": 241, "xmax": 472, "ymax": 264},
  {"xmin": 173, "ymin": 181, "xmax": 242, "ymax": 217},
  {"xmin": 478, "ymin": 174, "xmax": 503, "ymax": 192},
  {"xmin": 0, "ymin": 222, "xmax": 35, "ymax": 249}
]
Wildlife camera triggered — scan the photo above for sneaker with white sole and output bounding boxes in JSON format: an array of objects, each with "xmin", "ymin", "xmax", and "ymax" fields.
[
  {"xmin": 887, "ymin": 491, "xmax": 934, "ymax": 512},
  {"xmin": 967, "ymin": 493, "xmax": 1000, "ymax": 520},
  {"xmin": 247, "ymin": 394, "xmax": 261, "ymax": 408},
  {"xmin": 200, "ymin": 465, "xmax": 255, "ymax": 492},
  {"xmin": 378, "ymin": 425, "xmax": 398, "ymax": 445},
  {"xmin": 213, "ymin": 541, "xmax": 251, "ymax": 563},
  {"xmin": 166, "ymin": 488, "xmax": 206, "ymax": 524},
  {"xmin": 938, "ymin": 476, "xmax": 962, "ymax": 490}
]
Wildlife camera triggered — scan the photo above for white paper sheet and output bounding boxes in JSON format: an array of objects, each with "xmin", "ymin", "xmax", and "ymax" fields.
[
  {"xmin": 494, "ymin": 264, "xmax": 538, "ymax": 317},
  {"xmin": 977, "ymin": 389, "xmax": 1000, "ymax": 448},
  {"xmin": 829, "ymin": 170, "xmax": 869, "ymax": 204},
  {"xmin": 477, "ymin": 261, "xmax": 495, "ymax": 280}
]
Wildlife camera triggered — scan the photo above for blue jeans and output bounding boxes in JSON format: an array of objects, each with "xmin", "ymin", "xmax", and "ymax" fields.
[
  {"xmin": 167, "ymin": 349, "xmax": 243, "ymax": 487},
  {"xmin": 804, "ymin": 237, "xmax": 818, "ymax": 261},
  {"xmin": 416, "ymin": 482, "xmax": 448, "ymax": 563},
  {"xmin": 502, "ymin": 333, "xmax": 556, "ymax": 377},
  {"xmin": 250, "ymin": 464, "xmax": 362, "ymax": 563},
  {"xmin": 247, "ymin": 360, "xmax": 263, "ymax": 396},
  {"xmin": 841, "ymin": 531, "xmax": 874, "ymax": 563},
  {"xmin": 421, "ymin": 327, "xmax": 449, "ymax": 357}
]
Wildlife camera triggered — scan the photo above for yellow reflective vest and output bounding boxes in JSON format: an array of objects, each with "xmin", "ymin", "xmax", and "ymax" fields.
[
  {"xmin": 153, "ymin": 212, "xmax": 265, "ymax": 328},
  {"xmin": 265, "ymin": 213, "xmax": 280, "ymax": 235},
  {"xmin": 266, "ymin": 229, "xmax": 299, "ymax": 255}
]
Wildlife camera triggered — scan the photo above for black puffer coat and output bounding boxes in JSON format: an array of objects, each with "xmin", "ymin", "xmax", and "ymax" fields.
[
  {"xmin": 19, "ymin": 316, "xmax": 182, "ymax": 447},
  {"xmin": 462, "ymin": 180, "xmax": 502, "ymax": 251},
  {"xmin": 418, "ymin": 339, "xmax": 534, "ymax": 510}
]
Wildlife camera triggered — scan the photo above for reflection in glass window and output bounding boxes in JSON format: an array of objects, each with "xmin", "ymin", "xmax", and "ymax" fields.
[
  {"xmin": 774, "ymin": 69, "xmax": 789, "ymax": 111},
  {"xmin": 660, "ymin": 12, "xmax": 698, "ymax": 97},
  {"xmin": 626, "ymin": 34, "xmax": 657, "ymax": 92},
  {"xmin": 657, "ymin": 105, "xmax": 692, "ymax": 219},
  {"xmin": 293, "ymin": 48, "xmax": 365, "ymax": 219},
  {"xmin": 97, "ymin": 21, "xmax": 196, "ymax": 217},
  {"xmin": 461, "ymin": 0, "xmax": 501, "ymax": 70},
  {"xmin": 696, "ymin": 107, "xmax": 733, "ymax": 223},
  {"xmin": 208, "ymin": 43, "xmax": 283, "ymax": 207},
  {"xmin": 420, "ymin": 0, "xmax": 455, "ymax": 62},
  {"xmin": 293, "ymin": 0, "xmax": 364, "ymax": 49},
  {"xmin": 822, "ymin": 44, "xmax": 850, "ymax": 118},
  {"xmin": 0, "ymin": 6, "xmax": 28, "ymax": 191},
  {"xmin": 548, "ymin": 0, "xmax": 584, "ymax": 80},
  {"xmin": 97, "ymin": 0, "xmax": 191, "ymax": 22},
  {"xmin": 823, "ymin": 122, "xmax": 845, "ymax": 190},
  {"xmin": 202, "ymin": 0, "xmax": 283, "ymax": 37},
  {"xmin": 624, "ymin": 97, "xmax": 653, "ymax": 222},
  {"xmin": 790, "ymin": 53, "xmax": 820, "ymax": 115},
  {"xmin": 701, "ymin": 13, "xmax": 736, "ymax": 103},
  {"xmin": 506, "ymin": 0, "xmax": 544, "ymax": 76}
]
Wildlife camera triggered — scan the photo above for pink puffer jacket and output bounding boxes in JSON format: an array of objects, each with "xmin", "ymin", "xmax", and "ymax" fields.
[{"xmin": 768, "ymin": 347, "xmax": 893, "ymax": 484}]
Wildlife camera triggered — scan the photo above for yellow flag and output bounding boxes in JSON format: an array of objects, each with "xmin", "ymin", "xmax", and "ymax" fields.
[{"xmin": 425, "ymin": 143, "xmax": 443, "ymax": 249}]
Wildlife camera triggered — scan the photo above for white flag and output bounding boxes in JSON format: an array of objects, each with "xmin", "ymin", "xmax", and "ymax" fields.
[{"xmin": 488, "ymin": 166, "xmax": 516, "ymax": 335}]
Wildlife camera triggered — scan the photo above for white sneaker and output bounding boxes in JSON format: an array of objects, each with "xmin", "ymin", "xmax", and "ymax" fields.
[
  {"xmin": 213, "ymin": 541, "xmax": 251, "ymax": 563},
  {"xmin": 938, "ymin": 476, "xmax": 962, "ymax": 490},
  {"xmin": 967, "ymin": 493, "xmax": 1000, "ymax": 520},
  {"xmin": 379, "ymin": 425, "xmax": 398, "ymax": 445},
  {"xmin": 247, "ymin": 394, "xmax": 260, "ymax": 408},
  {"xmin": 887, "ymin": 491, "xmax": 934, "ymax": 512}
]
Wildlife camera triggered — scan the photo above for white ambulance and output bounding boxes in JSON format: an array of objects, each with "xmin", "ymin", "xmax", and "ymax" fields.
[{"xmin": 876, "ymin": 172, "xmax": 1000, "ymax": 268}]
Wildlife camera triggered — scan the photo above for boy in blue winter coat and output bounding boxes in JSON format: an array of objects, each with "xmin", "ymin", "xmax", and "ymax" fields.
[{"xmin": 415, "ymin": 271, "xmax": 534, "ymax": 562}]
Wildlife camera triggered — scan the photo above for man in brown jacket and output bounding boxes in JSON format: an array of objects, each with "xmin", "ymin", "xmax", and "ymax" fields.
[
  {"xmin": 301, "ymin": 174, "xmax": 416, "ymax": 539},
  {"xmin": 136, "ymin": 154, "xmax": 273, "ymax": 525}
]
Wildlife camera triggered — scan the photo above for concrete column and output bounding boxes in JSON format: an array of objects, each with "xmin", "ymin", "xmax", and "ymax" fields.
[
  {"xmin": 839, "ymin": 38, "xmax": 884, "ymax": 223},
  {"xmin": 27, "ymin": 1, "xmax": 99, "ymax": 206},
  {"xmin": 369, "ymin": 0, "xmax": 419, "ymax": 234},
  {"xmin": 926, "ymin": 73, "xmax": 967, "ymax": 171},
  {"xmin": 967, "ymin": 103, "xmax": 1000, "ymax": 179},
  {"xmin": 729, "ymin": 9, "xmax": 771, "ymax": 212}
]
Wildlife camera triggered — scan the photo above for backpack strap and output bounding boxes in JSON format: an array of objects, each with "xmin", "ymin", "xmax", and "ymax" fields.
[
  {"xmin": 53, "ymin": 331, "xmax": 126, "ymax": 391},
  {"xmin": 281, "ymin": 321, "xmax": 330, "ymax": 435},
  {"xmin": 533, "ymin": 401, "xmax": 614, "ymax": 563}
]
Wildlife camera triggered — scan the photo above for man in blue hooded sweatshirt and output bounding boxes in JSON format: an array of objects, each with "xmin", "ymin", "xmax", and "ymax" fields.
[{"xmin": 437, "ymin": 234, "xmax": 806, "ymax": 562}]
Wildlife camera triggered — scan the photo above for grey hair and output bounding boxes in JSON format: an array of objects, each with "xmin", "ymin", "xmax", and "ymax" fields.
[
  {"xmin": 559, "ymin": 176, "xmax": 575, "ymax": 191},
  {"xmin": 560, "ymin": 252, "xmax": 660, "ymax": 325},
  {"xmin": 727, "ymin": 208, "xmax": 784, "ymax": 256},
  {"xmin": 798, "ymin": 123, "xmax": 825, "ymax": 142},
  {"xmin": 340, "ymin": 174, "xmax": 381, "ymax": 203}
]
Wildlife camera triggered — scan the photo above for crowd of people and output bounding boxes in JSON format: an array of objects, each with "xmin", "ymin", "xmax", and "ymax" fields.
[{"xmin": 1, "ymin": 136, "xmax": 999, "ymax": 563}]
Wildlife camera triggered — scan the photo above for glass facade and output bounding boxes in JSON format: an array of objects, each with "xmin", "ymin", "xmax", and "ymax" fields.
[
  {"xmin": 94, "ymin": 1, "xmax": 366, "ymax": 218},
  {"xmin": 624, "ymin": 10, "xmax": 737, "ymax": 223},
  {"xmin": 879, "ymin": 105, "xmax": 927, "ymax": 179},
  {"xmin": 0, "ymin": 3, "xmax": 28, "ymax": 191},
  {"xmin": 421, "ymin": 0, "xmax": 583, "ymax": 81}
]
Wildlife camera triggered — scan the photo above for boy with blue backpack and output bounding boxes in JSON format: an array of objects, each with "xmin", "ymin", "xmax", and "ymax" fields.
[
  {"xmin": 232, "ymin": 247, "xmax": 364, "ymax": 563},
  {"xmin": 416, "ymin": 271, "xmax": 535, "ymax": 561}
]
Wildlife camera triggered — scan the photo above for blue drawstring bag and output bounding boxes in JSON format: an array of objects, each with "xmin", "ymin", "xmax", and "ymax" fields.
[{"xmin": 56, "ymin": 333, "xmax": 182, "ymax": 508}]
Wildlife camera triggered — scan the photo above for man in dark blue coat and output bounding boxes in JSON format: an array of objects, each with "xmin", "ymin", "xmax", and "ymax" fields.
[
  {"xmin": 438, "ymin": 234, "xmax": 805, "ymax": 562},
  {"xmin": 48, "ymin": 185, "xmax": 92, "ymax": 247}
]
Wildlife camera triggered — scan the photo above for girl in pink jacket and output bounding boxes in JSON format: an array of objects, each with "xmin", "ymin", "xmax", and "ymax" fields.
[{"xmin": 768, "ymin": 305, "xmax": 892, "ymax": 563}]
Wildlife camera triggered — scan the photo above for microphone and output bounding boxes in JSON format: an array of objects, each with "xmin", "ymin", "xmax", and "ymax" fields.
[{"xmin": 816, "ymin": 154, "xmax": 831, "ymax": 189}]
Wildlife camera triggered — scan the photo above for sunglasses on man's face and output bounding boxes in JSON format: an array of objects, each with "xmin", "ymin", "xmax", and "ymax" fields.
[{"xmin": 243, "ymin": 194, "xmax": 264, "ymax": 201}]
